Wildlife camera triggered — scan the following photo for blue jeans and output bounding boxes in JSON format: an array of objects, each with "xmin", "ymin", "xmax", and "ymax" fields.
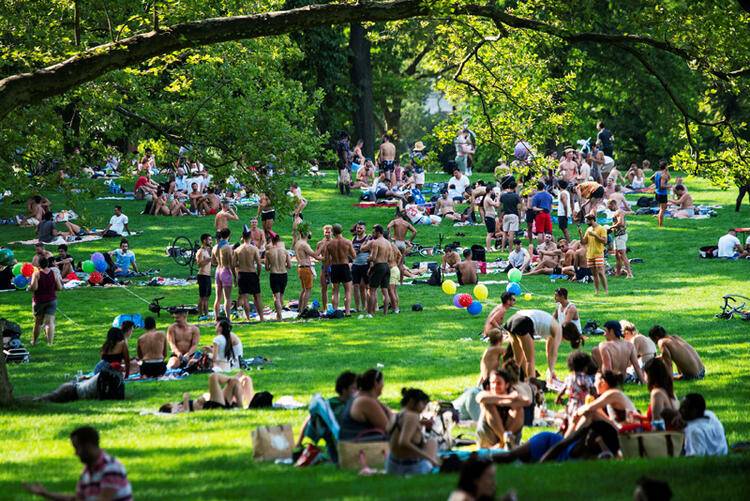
[{"xmin": 385, "ymin": 455, "xmax": 433, "ymax": 475}]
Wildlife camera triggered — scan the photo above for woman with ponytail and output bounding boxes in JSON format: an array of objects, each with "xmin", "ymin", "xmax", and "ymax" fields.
[
  {"xmin": 211, "ymin": 319, "xmax": 243, "ymax": 371},
  {"xmin": 339, "ymin": 368, "xmax": 393, "ymax": 441},
  {"xmin": 385, "ymin": 387, "xmax": 438, "ymax": 475}
]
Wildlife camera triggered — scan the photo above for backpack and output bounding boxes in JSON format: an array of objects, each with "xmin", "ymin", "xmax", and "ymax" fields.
[
  {"xmin": 0, "ymin": 318, "xmax": 22, "ymax": 338},
  {"xmin": 426, "ymin": 267, "xmax": 442, "ymax": 286},
  {"xmin": 96, "ymin": 365, "xmax": 125, "ymax": 400},
  {"xmin": 359, "ymin": 192, "xmax": 376, "ymax": 202},
  {"xmin": 298, "ymin": 307, "xmax": 321, "ymax": 319},
  {"xmin": 636, "ymin": 196, "xmax": 654, "ymax": 208}
]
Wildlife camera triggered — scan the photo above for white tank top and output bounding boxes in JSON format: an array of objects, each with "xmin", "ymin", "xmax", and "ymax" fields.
[
  {"xmin": 517, "ymin": 309, "xmax": 554, "ymax": 339},
  {"xmin": 556, "ymin": 302, "xmax": 582, "ymax": 333},
  {"xmin": 557, "ymin": 191, "xmax": 572, "ymax": 217}
]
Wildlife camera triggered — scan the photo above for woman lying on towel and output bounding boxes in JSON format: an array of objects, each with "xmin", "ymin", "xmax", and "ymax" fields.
[{"xmin": 158, "ymin": 372, "xmax": 254, "ymax": 413}]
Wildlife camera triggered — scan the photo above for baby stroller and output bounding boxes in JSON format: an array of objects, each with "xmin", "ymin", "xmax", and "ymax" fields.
[{"xmin": 1, "ymin": 318, "xmax": 30, "ymax": 363}]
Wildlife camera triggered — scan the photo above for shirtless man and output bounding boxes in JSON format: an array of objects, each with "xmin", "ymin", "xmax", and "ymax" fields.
[
  {"xmin": 204, "ymin": 188, "xmax": 221, "ymax": 215},
  {"xmin": 325, "ymin": 224, "xmax": 356, "ymax": 315},
  {"xmin": 607, "ymin": 185, "xmax": 631, "ymax": 213},
  {"xmin": 214, "ymin": 200, "xmax": 239, "ymax": 235},
  {"xmin": 258, "ymin": 193, "xmax": 275, "ymax": 235},
  {"xmin": 166, "ymin": 311, "xmax": 201, "ymax": 369},
  {"xmin": 557, "ymin": 148, "xmax": 578, "ymax": 183},
  {"xmin": 234, "ymin": 231, "xmax": 264, "ymax": 322},
  {"xmin": 435, "ymin": 191, "xmax": 463, "ymax": 221},
  {"xmin": 483, "ymin": 292, "xmax": 516, "ymax": 338},
  {"xmin": 648, "ymin": 325, "xmax": 705, "ymax": 380},
  {"xmin": 668, "ymin": 184, "xmax": 695, "ymax": 218},
  {"xmin": 441, "ymin": 246, "xmax": 460, "ymax": 273},
  {"xmin": 188, "ymin": 183, "xmax": 206, "ymax": 214},
  {"xmin": 29, "ymin": 244, "xmax": 53, "ymax": 270},
  {"xmin": 575, "ymin": 181, "xmax": 605, "ymax": 220},
  {"xmin": 592, "ymin": 321, "xmax": 645, "ymax": 384},
  {"xmin": 294, "ymin": 228, "xmax": 322, "ymax": 314},
  {"xmin": 387, "ymin": 215, "xmax": 417, "ymax": 255},
  {"xmin": 352, "ymin": 161, "xmax": 375, "ymax": 189},
  {"xmin": 378, "ymin": 134, "xmax": 397, "ymax": 183},
  {"xmin": 525, "ymin": 233, "xmax": 563, "ymax": 276},
  {"xmin": 351, "ymin": 222, "xmax": 371, "ymax": 313},
  {"xmin": 455, "ymin": 249, "xmax": 478, "ymax": 285},
  {"xmin": 608, "ymin": 199, "xmax": 633, "ymax": 278},
  {"xmin": 137, "ymin": 316, "xmax": 168, "ymax": 378},
  {"xmin": 265, "ymin": 234, "xmax": 291, "ymax": 321},
  {"xmin": 247, "ymin": 218, "xmax": 266, "ymax": 253},
  {"xmin": 316, "ymin": 225, "xmax": 333, "ymax": 308},
  {"xmin": 364, "ymin": 224, "xmax": 391, "ymax": 317},
  {"xmin": 387, "ymin": 239, "xmax": 403, "ymax": 314},
  {"xmin": 478, "ymin": 328, "xmax": 506, "ymax": 386},
  {"xmin": 54, "ymin": 244, "xmax": 74, "ymax": 277},
  {"xmin": 212, "ymin": 228, "xmax": 235, "ymax": 319},
  {"xmin": 196, "ymin": 233, "xmax": 213, "ymax": 319}
]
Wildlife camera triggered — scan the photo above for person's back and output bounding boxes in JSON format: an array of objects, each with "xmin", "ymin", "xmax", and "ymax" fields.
[
  {"xmin": 266, "ymin": 244, "xmax": 288, "ymax": 274},
  {"xmin": 717, "ymin": 232, "xmax": 740, "ymax": 257},
  {"xmin": 500, "ymin": 190, "xmax": 520, "ymax": 215},
  {"xmin": 213, "ymin": 333, "xmax": 243, "ymax": 371},
  {"xmin": 33, "ymin": 268, "xmax": 57, "ymax": 303},
  {"xmin": 684, "ymin": 410, "xmax": 727, "ymax": 456},
  {"xmin": 138, "ymin": 330, "xmax": 166, "ymax": 359},
  {"xmin": 601, "ymin": 339, "xmax": 636, "ymax": 375},
  {"xmin": 664, "ymin": 335, "xmax": 704, "ymax": 378}
]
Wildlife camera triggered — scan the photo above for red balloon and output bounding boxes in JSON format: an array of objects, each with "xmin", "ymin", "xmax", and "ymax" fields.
[
  {"xmin": 66, "ymin": 272, "xmax": 78, "ymax": 281},
  {"xmin": 459, "ymin": 293, "xmax": 473, "ymax": 308},
  {"xmin": 89, "ymin": 271, "xmax": 103, "ymax": 285},
  {"xmin": 21, "ymin": 263, "xmax": 34, "ymax": 278}
]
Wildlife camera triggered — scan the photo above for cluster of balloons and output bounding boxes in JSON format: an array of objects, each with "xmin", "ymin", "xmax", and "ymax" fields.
[
  {"xmin": 10, "ymin": 257, "xmax": 35, "ymax": 290},
  {"xmin": 441, "ymin": 280, "xmax": 487, "ymax": 316},
  {"xmin": 82, "ymin": 252, "xmax": 107, "ymax": 274},
  {"xmin": 506, "ymin": 268, "xmax": 533, "ymax": 301}
]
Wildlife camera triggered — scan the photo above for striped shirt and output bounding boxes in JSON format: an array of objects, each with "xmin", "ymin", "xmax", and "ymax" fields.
[{"xmin": 76, "ymin": 452, "xmax": 132, "ymax": 501}]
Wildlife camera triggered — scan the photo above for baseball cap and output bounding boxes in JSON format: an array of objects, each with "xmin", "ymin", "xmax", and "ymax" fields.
[{"xmin": 603, "ymin": 320, "xmax": 623, "ymax": 338}]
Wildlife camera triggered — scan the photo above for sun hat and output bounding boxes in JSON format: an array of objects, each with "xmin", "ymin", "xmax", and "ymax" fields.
[{"xmin": 413, "ymin": 141, "xmax": 426, "ymax": 152}]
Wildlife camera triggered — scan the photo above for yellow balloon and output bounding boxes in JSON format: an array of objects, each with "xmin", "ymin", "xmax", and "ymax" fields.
[
  {"xmin": 523, "ymin": 293, "xmax": 533, "ymax": 301},
  {"xmin": 441, "ymin": 280, "xmax": 457, "ymax": 295},
  {"xmin": 473, "ymin": 283, "xmax": 489, "ymax": 301}
]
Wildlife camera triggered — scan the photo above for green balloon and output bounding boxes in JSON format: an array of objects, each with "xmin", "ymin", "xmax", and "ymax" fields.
[
  {"xmin": 508, "ymin": 268, "xmax": 522, "ymax": 283},
  {"xmin": 12, "ymin": 262, "xmax": 23, "ymax": 275},
  {"xmin": 82, "ymin": 260, "xmax": 95, "ymax": 273}
]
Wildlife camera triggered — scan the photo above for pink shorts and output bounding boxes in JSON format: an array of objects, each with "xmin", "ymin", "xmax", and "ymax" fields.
[{"xmin": 215, "ymin": 267, "xmax": 232, "ymax": 288}]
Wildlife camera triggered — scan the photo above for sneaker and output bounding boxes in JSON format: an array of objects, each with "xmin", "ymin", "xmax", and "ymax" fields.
[{"xmin": 294, "ymin": 444, "xmax": 321, "ymax": 468}]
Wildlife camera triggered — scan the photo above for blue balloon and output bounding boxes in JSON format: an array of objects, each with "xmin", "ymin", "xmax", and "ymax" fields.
[
  {"xmin": 12, "ymin": 274, "xmax": 29, "ymax": 289},
  {"xmin": 311, "ymin": 299, "xmax": 320, "ymax": 309},
  {"xmin": 506, "ymin": 282, "xmax": 522, "ymax": 296},
  {"xmin": 94, "ymin": 258, "xmax": 108, "ymax": 272},
  {"xmin": 467, "ymin": 301, "xmax": 483, "ymax": 316}
]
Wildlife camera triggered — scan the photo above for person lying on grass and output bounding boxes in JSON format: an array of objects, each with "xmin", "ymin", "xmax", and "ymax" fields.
[
  {"xmin": 475, "ymin": 363, "xmax": 532, "ymax": 449},
  {"xmin": 159, "ymin": 372, "xmax": 255, "ymax": 413},
  {"xmin": 493, "ymin": 419, "xmax": 620, "ymax": 463},
  {"xmin": 386, "ymin": 388, "xmax": 440, "ymax": 475},
  {"xmin": 339, "ymin": 368, "xmax": 394, "ymax": 441},
  {"xmin": 648, "ymin": 325, "xmax": 705, "ymax": 380}
]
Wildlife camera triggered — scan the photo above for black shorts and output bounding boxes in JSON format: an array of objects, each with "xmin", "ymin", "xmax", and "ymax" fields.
[
  {"xmin": 456, "ymin": 267, "xmax": 463, "ymax": 286},
  {"xmin": 261, "ymin": 210, "xmax": 276, "ymax": 221},
  {"xmin": 592, "ymin": 186, "xmax": 605, "ymax": 199},
  {"xmin": 525, "ymin": 209, "xmax": 536, "ymax": 225},
  {"xmin": 330, "ymin": 264, "xmax": 352, "ymax": 284},
  {"xmin": 655, "ymin": 194, "xmax": 668, "ymax": 204},
  {"xmin": 368, "ymin": 263, "xmax": 390, "ymax": 289},
  {"xmin": 505, "ymin": 315, "xmax": 534, "ymax": 336},
  {"xmin": 197, "ymin": 274, "xmax": 212, "ymax": 298},
  {"xmin": 381, "ymin": 160, "xmax": 395, "ymax": 172},
  {"xmin": 203, "ymin": 400, "xmax": 236, "ymax": 410},
  {"xmin": 558, "ymin": 216, "xmax": 568, "ymax": 230},
  {"xmin": 238, "ymin": 271, "xmax": 261, "ymax": 295},
  {"xmin": 351, "ymin": 264, "xmax": 369, "ymax": 285},
  {"xmin": 575, "ymin": 267, "xmax": 592, "ymax": 280},
  {"xmin": 484, "ymin": 216, "xmax": 496, "ymax": 234},
  {"xmin": 270, "ymin": 273, "xmax": 288, "ymax": 294},
  {"xmin": 140, "ymin": 360, "xmax": 167, "ymax": 378},
  {"xmin": 552, "ymin": 266, "xmax": 562, "ymax": 275}
]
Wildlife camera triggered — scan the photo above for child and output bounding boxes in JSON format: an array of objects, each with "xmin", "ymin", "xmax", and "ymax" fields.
[{"xmin": 556, "ymin": 351, "xmax": 596, "ymax": 435}]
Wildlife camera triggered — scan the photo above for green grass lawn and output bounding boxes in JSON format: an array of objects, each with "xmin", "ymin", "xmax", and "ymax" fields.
[{"xmin": 1, "ymin": 172, "xmax": 749, "ymax": 500}]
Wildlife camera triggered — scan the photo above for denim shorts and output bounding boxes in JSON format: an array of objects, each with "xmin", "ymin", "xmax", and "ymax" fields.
[{"xmin": 385, "ymin": 455, "xmax": 433, "ymax": 475}]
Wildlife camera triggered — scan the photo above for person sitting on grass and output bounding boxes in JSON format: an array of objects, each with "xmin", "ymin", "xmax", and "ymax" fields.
[
  {"xmin": 648, "ymin": 325, "xmax": 705, "ymax": 380},
  {"xmin": 159, "ymin": 372, "xmax": 255, "ymax": 412},
  {"xmin": 592, "ymin": 320, "xmax": 645, "ymax": 384},
  {"xmin": 478, "ymin": 328, "xmax": 506, "ymax": 385},
  {"xmin": 37, "ymin": 210, "xmax": 86, "ymax": 243},
  {"xmin": 668, "ymin": 184, "xmax": 695, "ymax": 218},
  {"xmin": 295, "ymin": 371, "xmax": 358, "ymax": 453},
  {"xmin": 643, "ymin": 358, "xmax": 679, "ymax": 423},
  {"xmin": 556, "ymin": 351, "xmax": 596, "ymax": 435},
  {"xmin": 102, "ymin": 205, "xmax": 131, "ymax": 237},
  {"xmin": 620, "ymin": 320, "xmax": 657, "ymax": 368},
  {"xmin": 448, "ymin": 457, "xmax": 498, "ymax": 501},
  {"xmin": 665, "ymin": 393, "xmax": 728, "ymax": 457},
  {"xmin": 493, "ymin": 419, "xmax": 620, "ymax": 464},
  {"xmin": 575, "ymin": 371, "xmax": 637, "ymax": 431},
  {"xmin": 455, "ymin": 248, "xmax": 478, "ymax": 286},
  {"xmin": 475, "ymin": 365, "xmax": 532, "ymax": 449},
  {"xmin": 339, "ymin": 368, "xmax": 393, "ymax": 441},
  {"xmin": 506, "ymin": 239, "xmax": 531, "ymax": 273},
  {"xmin": 212, "ymin": 319, "xmax": 243, "ymax": 372},
  {"xmin": 23, "ymin": 426, "xmax": 133, "ymax": 501},
  {"xmin": 166, "ymin": 310, "xmax": 201, "ymax": 369},
  {"xmin": 717, "ymin": 228, "xmax": 746, "ymax": 259},
  {"xmin": 386, "ymin": 388, "xmax": 440, "ymax": 475},
  {"xmin": 137, "ymin": 316, "xmax": 168, "ymax": 378},
  {"xmin": 53, "ymin": 244, "xmax": 75, "ymax": 277},
  {"xmin": 442, "ymin": 245, "xmax": 461, "ymax": 273},
  {"xmin": 110, "ymin": 238, "xmax": 138, "ymax": 277},
  {"xmin": 95, "ymin": 327, "xmax": 130, "ymax": 378}
]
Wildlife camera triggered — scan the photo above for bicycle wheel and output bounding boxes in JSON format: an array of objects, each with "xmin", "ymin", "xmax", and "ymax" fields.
[{"xmin": 171, "ymin": 236, "xmax": 195, "ymax": 267}]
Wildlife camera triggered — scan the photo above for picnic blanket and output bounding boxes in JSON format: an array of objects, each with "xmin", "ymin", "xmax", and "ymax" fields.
[
  {"xmin": 126, "ymin": 368, "xmax": 189, "ymax": 382},
  {"xmin": 139, "ymin": 277, "xmax": 195, "ymax": 287},
  {"xmin": 96, "ymin": 196, "xmax": 135, "ymax": 201},
  {"xmin": 10, "ymin": 234, "xmax": 103, "ymax": 246},
  {"xmin": 354, "ymin": 201, "xmax": 400, "ymax": 208}
]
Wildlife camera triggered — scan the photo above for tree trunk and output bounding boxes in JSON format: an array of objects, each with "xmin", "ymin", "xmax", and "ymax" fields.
[
  {"xmin": 382, "ymin": 100, "xmax": 401, "ymax": 139},
  {"xmin": 349, "ymin": 23, "xmax": 375, "ymax": 158},
  {"xmin": 74, "ymin": 0, "xmax": 81, "ymax": 46},
  {"xmin": 0, "ymin": 355, "xmax": 13, "ymax": 405}
]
